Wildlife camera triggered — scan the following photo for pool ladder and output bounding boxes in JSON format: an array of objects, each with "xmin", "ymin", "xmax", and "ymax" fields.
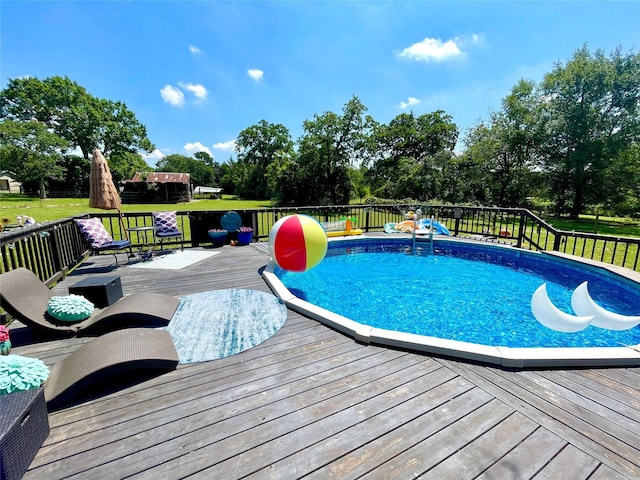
[{"xmin": 412, "ymin": 216, "xmax": 435, "ymax": 255}]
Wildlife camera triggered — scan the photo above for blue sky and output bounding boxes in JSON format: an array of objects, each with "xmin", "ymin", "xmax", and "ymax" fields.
[{"xmin": 2, "ymin": 1, "xmax": 639, "ymax": 166}]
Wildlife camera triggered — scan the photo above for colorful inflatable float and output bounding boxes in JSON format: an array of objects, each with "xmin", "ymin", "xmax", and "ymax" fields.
[
  {"xmin": 384, "ymin": 218, "xmax": 451, "ymax": 235},
  {"xmin": 322, "ymin": 217, "xmax": 363, "ymax": 237}
]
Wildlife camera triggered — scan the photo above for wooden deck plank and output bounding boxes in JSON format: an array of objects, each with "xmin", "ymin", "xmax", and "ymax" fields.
[
  {"xmin": 3, "ymin": 243, "xmax": 636, "ymax": 480},
  {"xmin": 538, "ymin": 370, "xmax": 640, "ymax": 423},
  {"xmin": 39, "ymin": 334, "xmax": 357, "ymax": 451},
  {"xmin": 358, "ymin": 399, "xmax": 514, "ymax": 479},
  {"xmin": 476, "ymin": 427, "xmax": 569, "ymax": 480},
  {"xmin": 163, "ymin": 364, "xmax": 456, "ymax": 479},
  {"xmin": 244, "ymin": 373, "xmax": 477, "ymax": 479},
  {"xmin": 529, "ymin": 445, "xmax": 601, "ymax": 480},
  {"xmin": 516, "ymin": 370, "xmax": 640, "ymax": 444},
  {"xmin": 420, "ymin": 412, "xmax": 539, "ymax": 479},
  {"xmin": 441, "ymin": 359, "xmax": 640, "ymax": 478},
  {"xmin": 114, "ymin": 354, "xmax": 435, "ymax": 478},
  {"xmin": 33, "ymin": 343, "xmax": 402, "ymax": 475}
]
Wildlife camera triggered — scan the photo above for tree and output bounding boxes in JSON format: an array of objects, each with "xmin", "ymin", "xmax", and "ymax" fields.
[
  {"xmin": 48, "ymin": 154, "xmax": 91, "ymax": 196},
  {"xmin": 463, "ymin": 80, "xmax": 542, "ymax": 206},
  {"xmin": 289, "ymin": 96, "xmax": 373, "ymax": 205},
  {"xmin": 0, "ymin": 76, "xmax": 154, "ymax": 160},
  {"xmin": 108, "ymin": 151, "xmax": 151, "ymax": 186},
  {"xmin": 193, "ymin": 151, "xmax": 223, "ymax": 186},
  {"xmin": 538, "ymin": 46, "xmax": 640, "ymax": 217},
  {"xmin": 367, "ymin": 110, "xmax": 458, "ymax": 199},
  {"xmin": 0, "ymin": 120, "xmax": 68, "ymax": 198},
  {"xmin": 235, "ymin": 120, "xmax": 294, "ymax": 199}
]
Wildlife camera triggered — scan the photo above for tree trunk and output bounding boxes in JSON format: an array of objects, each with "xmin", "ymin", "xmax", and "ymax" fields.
[
  {"xmin": 39, "ymin": 178, "xmax": 47, "ymax": 199},
  {"xmin": 571, "ymin": 158, "xmax": 585, "ymax": 218}
]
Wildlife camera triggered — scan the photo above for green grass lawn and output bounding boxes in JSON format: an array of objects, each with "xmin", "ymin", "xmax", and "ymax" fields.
[
  {"xmin": 0, "ymin": 194, "xmax": 273, "ymax": 224},
  {"xmin": 543, "ymin": 215, "xmax": 640, "ymax": 238}
]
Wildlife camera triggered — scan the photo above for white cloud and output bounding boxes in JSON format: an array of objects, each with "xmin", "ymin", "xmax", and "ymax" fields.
[
  {"xmin": 140, "ymin": 149, "xmax": 166, "ymax": 167},
  {"xmin": 247, "ymin": 69, "xmax": 264, "ymax": 81},
  {"xmin": 398, "ymin": 37, "xmax": 464, "ymax": 62},
  {"xmin": 213, "ymin": 140, "xmax": 236, "ymax": 152},
  {"xmin": 160, "ymin": 85, "xmax": 185, "ymax": 107},
  {"xmin": 398, "ymin": 96, "xmax": 420, "ymax": 109},
  {"xmin": 189, "ymin": 44, "xmax": 200, "ymax": 54},
  {"xmin": 183, "ymin": 142, "xmax": 212, "ymax": 156},
  {"xmin": 179, "ymin": 82, "xmax": 208, "ymax": 101}
]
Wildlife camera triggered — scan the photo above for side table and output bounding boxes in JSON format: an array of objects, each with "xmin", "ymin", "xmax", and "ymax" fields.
[
  {"xmin": 69, "ymin": 276, "xmax": 123, "ymax": 308},
  {"xmin": 0, "ymin": 388, "xmax": 50, "ymax": 480}
]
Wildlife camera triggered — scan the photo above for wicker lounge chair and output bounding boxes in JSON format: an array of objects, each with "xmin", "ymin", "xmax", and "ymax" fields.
[
  {"xmin": 44, "ymin": 328, "xmax": 179, "ymax": 410},
  {"xmin": 0, "ymin": 268, "xmax": 179, "ymax": 337}
]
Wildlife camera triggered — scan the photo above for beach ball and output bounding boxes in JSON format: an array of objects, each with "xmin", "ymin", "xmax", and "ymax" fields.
[{"xmin": 269, "ymin": 215, "xmax": 328, "ymax": 272}]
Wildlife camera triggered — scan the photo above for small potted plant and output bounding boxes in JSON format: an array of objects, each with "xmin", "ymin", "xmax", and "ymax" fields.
[
  {"xmin": 236, "ymin": 226, "xmax": 253, "ymax": 245},
  {"xmin": 207, "ymin": 228, "xmax": 228, "ymax": 247},
  {"xmin": 0, "ymin": 325, "xmax": 11, "ymax": 355}
]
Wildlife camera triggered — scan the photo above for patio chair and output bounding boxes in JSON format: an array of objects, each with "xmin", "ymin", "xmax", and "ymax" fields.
[
  {"xmin": 0, "ymin": 268, "xmax": 179, "ymax": 337},
  {"xmin": 44, "ymin": 328, "xmax": 179, "ymax": 410},
  {"xmin": 75, "ymin": 217, "xmax": 133, "ymax": 266},
  {"xmin": 152, "ymin": 211, "xmax": 183, "ymax": 251}
]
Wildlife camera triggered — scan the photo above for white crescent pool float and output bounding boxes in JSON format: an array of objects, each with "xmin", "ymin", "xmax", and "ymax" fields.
[
  {"xmin": 571, "ymin": 281, "xmax": 640, "ymax": 331},
  {"xmin": 531, "ymin": 283, "xmax": 594, "ymax": 332}
]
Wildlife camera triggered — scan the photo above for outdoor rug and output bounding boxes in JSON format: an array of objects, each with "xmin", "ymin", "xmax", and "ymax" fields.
[
  {"xmin": 162, "ymin": 289, "xmax": 288, "ymax": 363},
  {"xmin": 129, "ymin": 250, "xmax": 218, "ymax": 270}
]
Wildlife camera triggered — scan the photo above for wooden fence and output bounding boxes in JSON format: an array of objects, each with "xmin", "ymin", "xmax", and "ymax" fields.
[{"xmin": 1, "ymin": 205, "xmax": 638, "ymax": 284}]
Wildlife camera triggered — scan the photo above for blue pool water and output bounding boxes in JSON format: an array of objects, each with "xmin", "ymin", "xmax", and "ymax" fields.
[{"xmin": 275, "ymin": 239, "xmax": 640, "ymax": 348}]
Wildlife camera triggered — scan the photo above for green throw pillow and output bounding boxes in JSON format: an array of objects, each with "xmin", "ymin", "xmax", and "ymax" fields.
[
  {"xmin": 0, "ymin": 354, "xmax": 50, "ymax": 395},
  {"xmin": 47, "ymin": 294, "xmax": 95, "ymax": 322}
]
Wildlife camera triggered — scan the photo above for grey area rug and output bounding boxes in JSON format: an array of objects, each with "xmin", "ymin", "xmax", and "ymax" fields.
[
  {"xmin": 129, "ymin": 250, "xmax": 219, "ymax": 270},
  {"xmin": 163, "ymin": 289, "xmax": 288, "ymax": 363}
]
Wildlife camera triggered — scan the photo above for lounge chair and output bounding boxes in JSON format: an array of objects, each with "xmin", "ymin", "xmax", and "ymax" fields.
[
  {"xmin": 44, "ymin": 328, "xmax": 179, "ymax": 410},
  {"xmin": 0, "ymin": 268, "xmax": 179, "ymax": 337}
]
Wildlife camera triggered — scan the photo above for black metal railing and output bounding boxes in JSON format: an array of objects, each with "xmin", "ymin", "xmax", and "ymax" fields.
[{"xmin": 1, "ymin": 205, "xmax": 638, "ymax": 284}]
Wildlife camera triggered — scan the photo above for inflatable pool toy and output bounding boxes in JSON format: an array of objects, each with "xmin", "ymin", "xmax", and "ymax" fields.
[
  {"xmin": 532, "ymin": 282, "xmax": 640, "ymax": 332},
  {"xmin": 571, "ymin": 282, "xmax": 640, "ymax": 330},
  {"xmin": 322, "ymin": 217, "xmax": 363, "ymax": 237},
  {"xmin": 269, "ymin": 214, "xmax": 328, "ymax": 272},
  {"xmin": 531, "ymin": 283, "xmax": 593, "ymax": 332},
  {"xmin": 384, "ymin": 219, "xmax": 451, "ymax": 235},
  {"xmin": 417, "ymin": 218, "xmax": 451, "ymax": 235}
]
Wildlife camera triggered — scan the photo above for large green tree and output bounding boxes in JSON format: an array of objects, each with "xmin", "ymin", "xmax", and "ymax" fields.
[
  {"xmin": 289, "ymin": 96, "xmax": 373, "ymax": 205},
  {"xmin": 367, "ymin": 110, "xmax": 458, "ymax": 199},
  {"xmin": 463, "ymin": 80, "xmax": 541, "ymax": 206},
  {"xmin": 0, "ymin": 120, "xmax": 69, "ymax": 198},
  {"xmin": 235, "ymin": 120, "xmax": 294, "ymax": 199},
  {"xmin": 0, "ymin": 76, "xmax": 154, "ymax": 160},
  {"xmin": 538, "ymin": 46, "xmax": 640, "ymax": 217}
]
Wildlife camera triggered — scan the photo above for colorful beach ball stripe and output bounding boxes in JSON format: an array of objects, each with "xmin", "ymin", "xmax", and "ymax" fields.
[{"xmin": 269, "ymin": 215, "xmax": 328, "ymax": 272}]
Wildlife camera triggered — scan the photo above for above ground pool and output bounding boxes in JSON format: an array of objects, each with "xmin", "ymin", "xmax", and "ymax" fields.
[{"xmin": 263, "ymin": 237, "xmax": 640, "ymax": 367}]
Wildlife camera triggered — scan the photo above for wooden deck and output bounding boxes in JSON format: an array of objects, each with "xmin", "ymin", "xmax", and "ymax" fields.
[{"xmin": 8, "ymin": 243, "xmax": 640, "ymax": 479}]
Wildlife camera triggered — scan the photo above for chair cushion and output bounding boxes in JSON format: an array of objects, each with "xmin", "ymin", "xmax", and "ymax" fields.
[
  {"xmin": 153, "ymin": 211, "xmax": 178, "ymax": 234},
  {"xmin": 75, "ymin": 218, "xmax": 113, "ymax": 248},
  {"xmin": 47, "ymin": 295, "xmax": 95, "ymax": 322}
]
